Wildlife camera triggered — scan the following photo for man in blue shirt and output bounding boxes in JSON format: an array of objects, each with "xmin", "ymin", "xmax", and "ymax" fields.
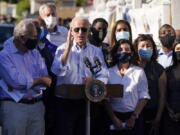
[
  {"xmin": 51, "ymin": 17, "xmax": 109, "ymax": 135},
  {"xmin": 0, "ymin": 19, "xmax": 51, "ymax": 135}
]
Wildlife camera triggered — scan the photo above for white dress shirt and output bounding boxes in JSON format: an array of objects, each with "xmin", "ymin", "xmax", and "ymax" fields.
[
  {"xmin": 157, "ymin": 48, "xmax": 173, "ymax": 69},
  {"xmin": 108, "ymin": 65, "xmax": 150, "ymax": 113},
  {"xmin": 51, "ymin": 42, "xmax": 109, "ymax": 86}
]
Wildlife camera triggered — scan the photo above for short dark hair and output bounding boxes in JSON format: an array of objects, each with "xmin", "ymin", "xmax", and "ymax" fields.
[
  {"xmin": 159, "ymin": 24, "xmax": 176, "ymax": 36},
  {"xmin": 92, "ymin": 18, "xmax": 108, "ymax": 28}
]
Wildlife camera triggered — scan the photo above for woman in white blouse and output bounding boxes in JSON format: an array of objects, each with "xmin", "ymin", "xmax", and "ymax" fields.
[{"xmin": 106, "ymin": 39, "xmax": 150, "ymax": 135}]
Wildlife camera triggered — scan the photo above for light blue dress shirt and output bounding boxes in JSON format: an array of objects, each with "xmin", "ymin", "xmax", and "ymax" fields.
[
  {"xmin": 51, "ymin": 42, "xmax": 109, "ymax": 86},
  {"xmin": 0, "ymin": 39, "xmax": 48, "ymax": 102}
]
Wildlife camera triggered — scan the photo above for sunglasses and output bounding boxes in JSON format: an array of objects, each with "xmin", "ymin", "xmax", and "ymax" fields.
[{"xmin": 73, "ymin": 27, "xmax": 88, "ymax": 33}]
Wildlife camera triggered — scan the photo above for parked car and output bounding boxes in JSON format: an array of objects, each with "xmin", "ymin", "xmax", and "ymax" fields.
[{"xmin": 0, "ymin": 24, "xmax": 15, "ymax": 50}]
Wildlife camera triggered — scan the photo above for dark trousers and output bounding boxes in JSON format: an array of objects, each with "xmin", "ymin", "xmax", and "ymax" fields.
[
  {"xmin": 54, "ymin": 98, "xmax": 86, "ymax": 135},
  {"xmin": 43, "ymin": 87, "xmax": 56, "ymax": 135},
  {"xmin": 162, "ymin": 110, "xmax": 180, "ymax": 135},
  {"xmin": 109, "ymin": 112, "xmax": 144, "ymax": 135},
  {"xmin": 90, "ymin": 102, "xmax": 109, "ymax": 135},
  {"xmin": 142, "ymin": 108, "xmax": 165, "ymax": 135}
]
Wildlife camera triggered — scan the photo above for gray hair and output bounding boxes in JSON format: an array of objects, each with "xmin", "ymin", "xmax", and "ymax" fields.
[
  {"xmin": 14, "ymin": 18, "xmax": 36, "ymax": 38},
  {"xmin": 39, "ymin": 3, "xmax": 56, "ymax": 17},
  {"xmin": 70, "ymin": 16, "xmax": 90, "ymax": 29}
]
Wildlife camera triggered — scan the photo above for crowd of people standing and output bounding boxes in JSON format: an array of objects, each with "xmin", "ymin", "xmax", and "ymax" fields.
[{"xmin": 0, "ymin": 3, "xmax": 179, "ymax": 135}]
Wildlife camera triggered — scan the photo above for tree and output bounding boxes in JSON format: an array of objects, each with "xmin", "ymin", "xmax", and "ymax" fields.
[
  {"xmin": 16, "ymin": 0, "xmax": 30, "ymax": 16},
  {"xmin": 76, "ymin": 0, "xmax": 87, "ymax": 6}
]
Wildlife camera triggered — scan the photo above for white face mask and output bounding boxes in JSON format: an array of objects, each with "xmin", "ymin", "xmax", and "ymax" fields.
[{"xmin": 44, "ymin": 16, "xmax": 57, "ymax": 29}]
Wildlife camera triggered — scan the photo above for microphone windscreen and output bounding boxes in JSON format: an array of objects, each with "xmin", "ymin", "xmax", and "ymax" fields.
[
  {"xmin": 93, "ymin": 56, "xmax": 101, "ymax": 67},
  {"xmin": 83, "ymin": 56, "xmax": 91, "ymax": 68}
]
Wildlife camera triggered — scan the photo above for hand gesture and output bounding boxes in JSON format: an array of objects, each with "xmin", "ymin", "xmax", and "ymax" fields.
[{"xmin": 66, "ymin": 29, "xmax": 74, "ymax": 49}]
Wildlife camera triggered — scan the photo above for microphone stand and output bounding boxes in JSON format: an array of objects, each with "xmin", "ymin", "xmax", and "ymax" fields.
[
  {"xmin": 86, "ymin": 96, "xmax": 91, "ymax": 135},
  {"xmin": 84, "ymin": 57, "xmax": 102, "ymax": 135}
]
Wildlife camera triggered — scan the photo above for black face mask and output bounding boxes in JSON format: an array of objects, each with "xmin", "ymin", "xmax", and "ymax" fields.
[
  {"xmin": 117, "ymin": 52, "xmax": 131, "ymax": 64},
  {"xmin": 175, "ymin": 51, "xmax": 180, "ymax": 62},
  {"xmin": 91, "ymin": 28, "xmax": 107, "ymax": 43},
  {"xmin": 159, "ymin": 34, "xmax": 176, "ymax": 49},
  {"xmin": 24, "ymin": 38, "xmax": 38, "ymax": 50}
]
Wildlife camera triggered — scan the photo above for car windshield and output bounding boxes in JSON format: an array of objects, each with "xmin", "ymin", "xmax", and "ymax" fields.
[{"xmin": 0, "ymin": 25, "xmax": 14, "ymax": 43}]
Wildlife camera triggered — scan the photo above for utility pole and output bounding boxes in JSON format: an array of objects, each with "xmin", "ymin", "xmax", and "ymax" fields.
[
  {"xmin": 0, "ymin": 0, "xmax": 2, "ymax": 15},
  {"xmin": 171, "ymin": 0, "xmax": 180, "ymax": 29}
]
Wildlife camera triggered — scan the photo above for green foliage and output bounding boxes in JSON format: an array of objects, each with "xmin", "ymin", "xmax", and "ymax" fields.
[
  {"xmin": 15, "ymin": 16, "xmax": 24, "ymax": 23},
  {"xmin": 76, "ymin": 0, "xmax": 87, "ymax": 6},
  {"xmin": 16, "ymin": 0, "xmax": 30, "ymax": 16}
]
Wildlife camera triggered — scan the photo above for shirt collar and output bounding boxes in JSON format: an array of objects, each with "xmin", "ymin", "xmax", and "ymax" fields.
[
  {"xmin": 115, "ymin": 64, "xmax": 133, "ymax": 76},
  {"xmin": 73, "ymin": 41, "xmax": 88, "ymax": 50},
  {"xmin": 159, "ymin": 48, "xmax": 172, "ymax": 56}
]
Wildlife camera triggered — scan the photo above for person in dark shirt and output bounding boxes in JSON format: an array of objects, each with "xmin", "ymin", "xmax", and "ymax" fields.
[
  {"xmin": 88, "ymin": 18, "xmax": 110, "ymax": 135},
  {"xmin": 157, "ymin": 24, "xmax": 176, "ymax": 69},
  {"xmin": 163, "ymin": 40, "xmax": 180, "ymax": 135},
  {"xmin": 88, "ymin": 18, "xmax": 113, "ymax": 68},
  {"xmin": 134, "ymin": 34, "xmax": 167, "ymax": 135}
]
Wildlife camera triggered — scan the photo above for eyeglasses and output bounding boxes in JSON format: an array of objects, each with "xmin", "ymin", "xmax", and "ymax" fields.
[{"xmin": 73, "ymin": 27, "xmax": 88, "ymax": 33}]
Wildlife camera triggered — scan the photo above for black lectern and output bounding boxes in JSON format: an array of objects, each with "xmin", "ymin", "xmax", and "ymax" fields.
[{"xmin": 55, "ymin": 81, "xmax": 123, "ymax": 135}]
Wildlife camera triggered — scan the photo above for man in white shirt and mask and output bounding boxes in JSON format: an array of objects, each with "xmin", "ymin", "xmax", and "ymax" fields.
[{"xmin": 39, "ymin": 4, "xmax": 68, "ymax": 53}]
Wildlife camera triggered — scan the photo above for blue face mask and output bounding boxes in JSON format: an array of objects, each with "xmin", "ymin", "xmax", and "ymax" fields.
[
  {"xmin": 138, "ymin": 48, "xmax": 153, "ymax": 60},
  {"xmin": 115, "ymin": 31, "xmax": 130, "ymax": 41},
  {"xmin": 117, "ymin": 52, "xmax": 131, "ymax": 63}
]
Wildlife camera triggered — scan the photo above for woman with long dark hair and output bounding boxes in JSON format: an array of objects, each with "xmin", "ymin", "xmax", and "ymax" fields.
[
  {"xmin": 134, "ymin": 34, "xmax": 167, "ymax": 135},
  {"xmin": 108, "ymin": 20, "xmax": 133, "ymax": 67}
]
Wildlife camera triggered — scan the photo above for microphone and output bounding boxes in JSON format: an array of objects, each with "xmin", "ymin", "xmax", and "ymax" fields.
[
  {"xmin": 83, "ymin": 56, "xmax": 102, "ymax": 75},
  {"xmin": 83, "ymin": 56, "xmax": 95, "ymax": 75},
  {"xmin": 93, "ymin": 56, "xmax": 102, "ymax": 74},
  {"xmin": 83, "ymin": 56, "xmax": 92, "ymax": 69},
  {"xmin": 93, "ymin": 56, "xmax": 101, "ymax": 68}
]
